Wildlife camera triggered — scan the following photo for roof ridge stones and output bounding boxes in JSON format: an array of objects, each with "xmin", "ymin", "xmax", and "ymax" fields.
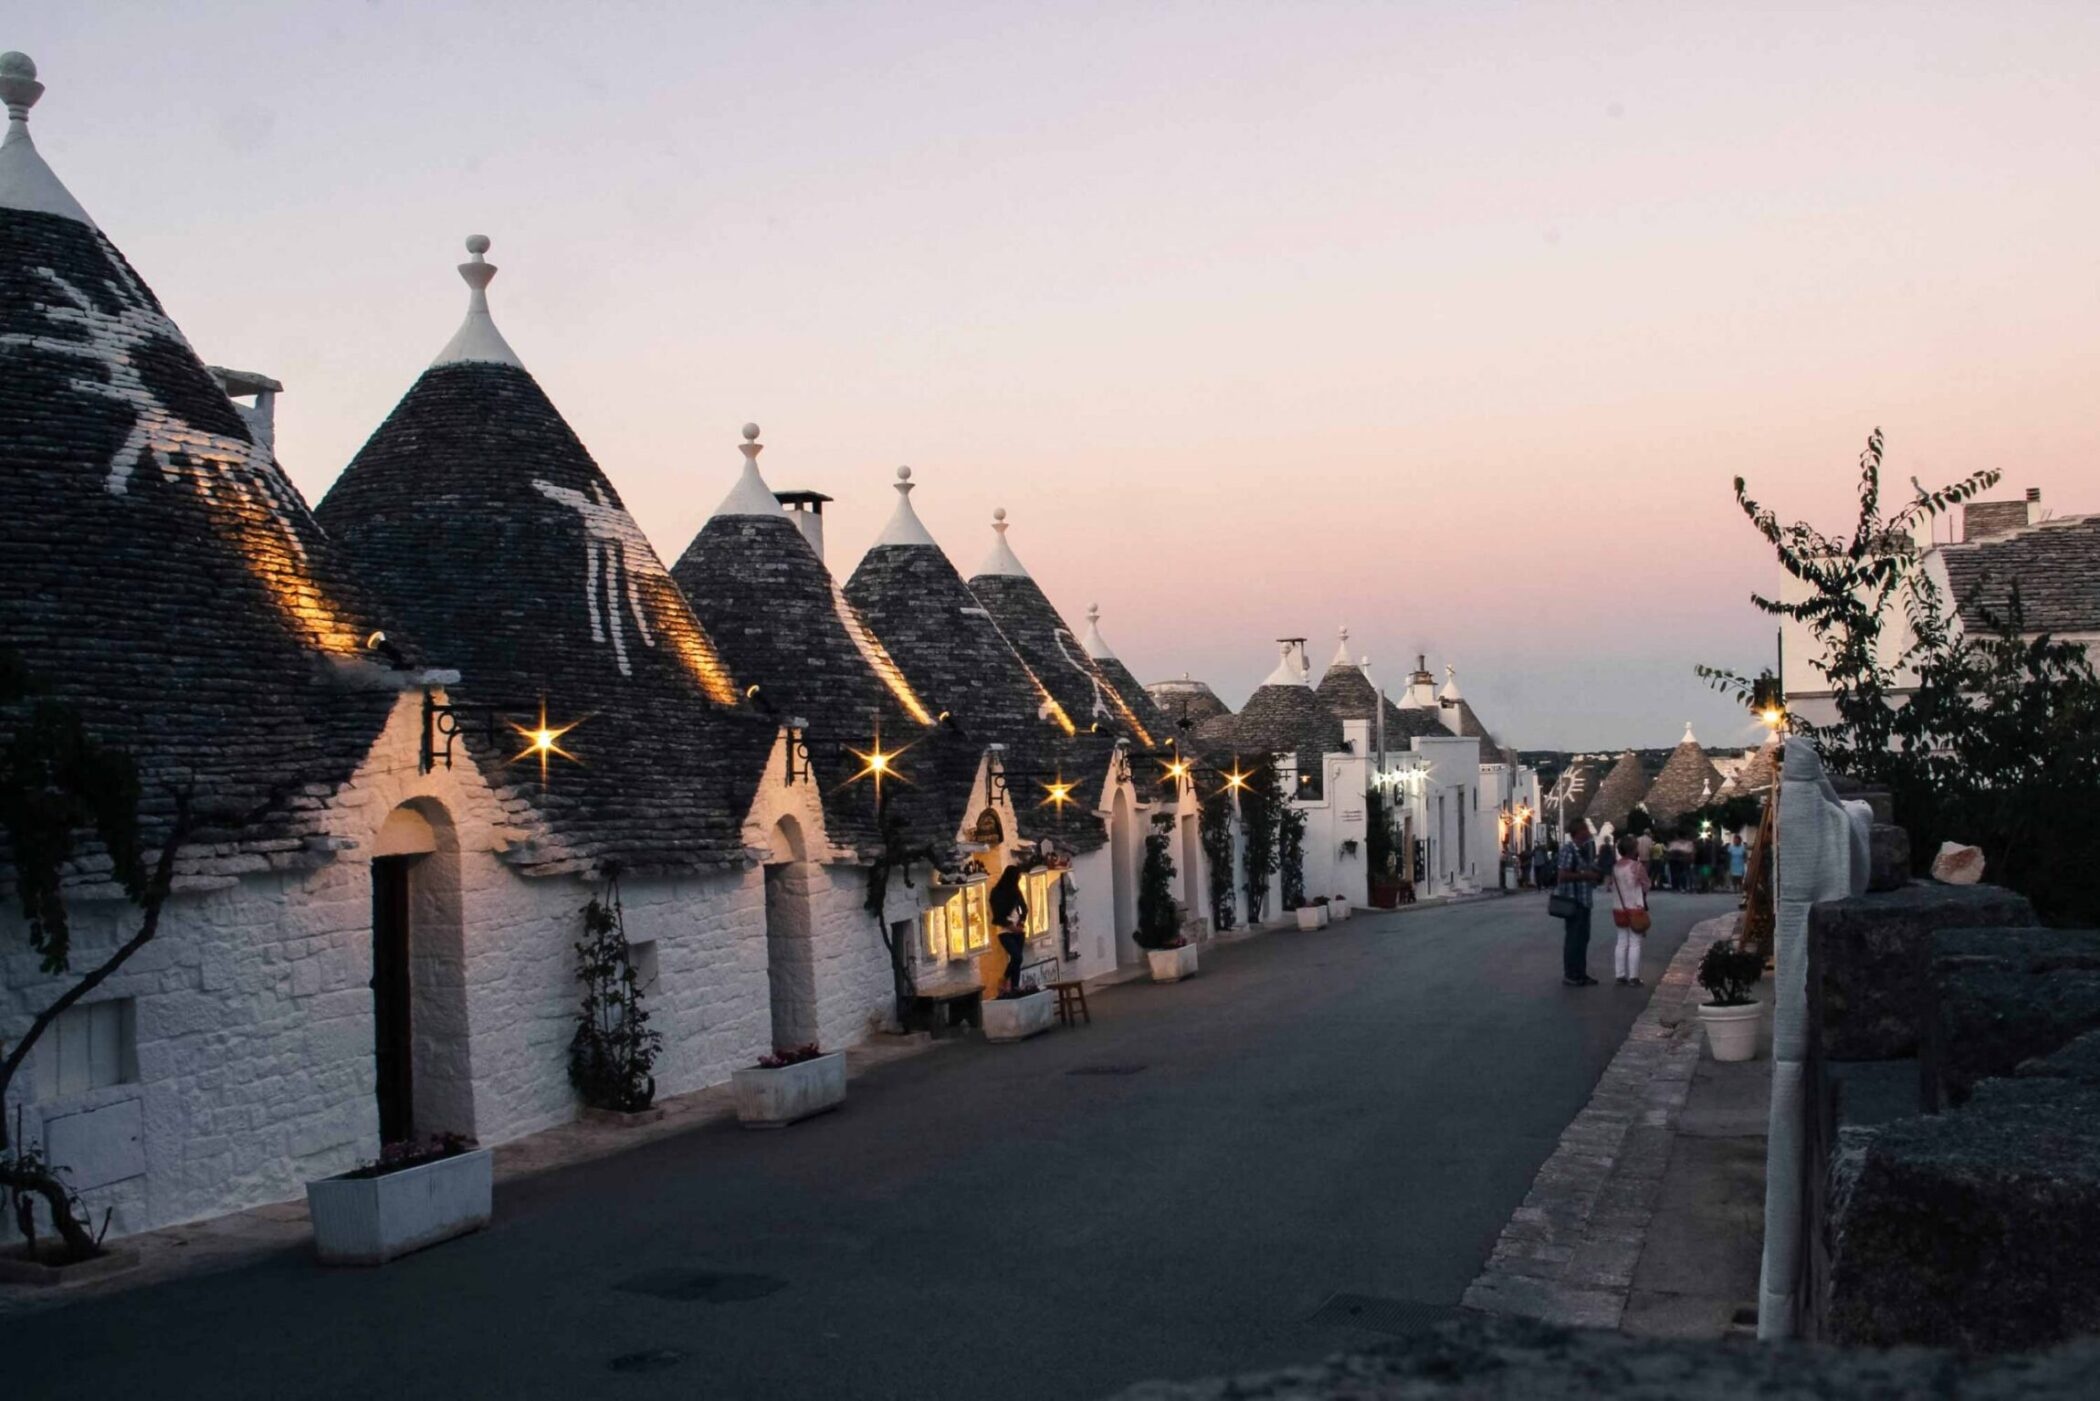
[
  {"xmin": 318, "ymin": 241, "xmax": 774, "ymax": 874},
  {"xmin": 3, "ymin": 52, "xmax": 398, "ymax": 855}
]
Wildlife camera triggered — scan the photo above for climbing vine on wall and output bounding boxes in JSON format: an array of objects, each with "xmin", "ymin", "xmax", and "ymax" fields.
[
  {"xmin": 1240, "ymin": 761, "xmax": 1282, "ymax": 923},
  {"xmin": 1199, "ymin": 786, "xmax": 1237, "ymax": 931},
  {"xmin": 1278, "ymin": 802, "xmax": 1307, "ymax": 911},
  {"xmin": 567, "ymin": 868, "xmax": 663, "ymax": 1114}
]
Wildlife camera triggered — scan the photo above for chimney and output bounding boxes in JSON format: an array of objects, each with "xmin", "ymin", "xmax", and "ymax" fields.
[
  {"xmin": 1962, "ymin": 492, "xmax": 2034, "ymax": 543},
  {"xmin": 774, "ymin": 489, "xmax": 831, "ymax": 562},
  {"xmin": 2027, "ymin": 487, "xmax": 2043, "ymax": 526},
  {"xmin": 208, "ymin": 366, "xmax": 283, "ymax": 450}
]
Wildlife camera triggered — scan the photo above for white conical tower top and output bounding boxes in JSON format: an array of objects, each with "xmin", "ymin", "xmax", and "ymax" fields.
[
  {"xmin": 1263, "ymin": 638, "xmax": 1311, "ymax": 688},
  {"xmin": 872, "ymin": 465, "xmax": 938, "ymax": 547},
  {"xmin": 1082, "ymin": 603, "xmax": 1117, "ymax": 661},
  {"xmin": 1682, "ymin": 721, "xmax": 1698, "ymax": 745},
  {"xmin": 0, "ymin": 53, "xmax": 93, "ymax": 225},
  {"xmin": 1330, "ymin": 625, "xmax": 1353, "ymax": 668},
  {"xmin": 430, "ymin": 235, "xmax": 524, "ymax": 368},
  {"xmin": 1439, "ymin": 664, "xmax": 1463, "ymax": 702},
  {"xmin": 975, "ymin": 507, "xmax": 1030, "ymax": 578},
  {"xmin": 712, "ymin": 422, "xmax": 788, "ymax": 518}
]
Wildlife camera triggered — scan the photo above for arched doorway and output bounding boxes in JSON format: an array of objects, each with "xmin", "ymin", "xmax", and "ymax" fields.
[
  {"xmin": 369, "ymin": 799, "xmax": 472, "ymax": 1145},
  {"xmin": 1179, "ymin": 813, "xmax": 1201, "ymax": 926},
  {"xmin": 763, "ymin": 815, "xmax": 820, "ymax": 1050},
  {"xmin": 1110, "ymin": 788, "xmax": 1139, "ymax": 966}
]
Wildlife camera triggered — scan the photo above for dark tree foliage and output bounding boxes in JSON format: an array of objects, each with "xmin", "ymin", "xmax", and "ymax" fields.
[
  {"xmin": 1278, "ymin": 803, "xmax": 1307, "ymax": 911},
  {"xmin": 1135, "ymin": 817, "xmax": 1181, "ymax": 950},
  {"xmin": 1239, "ymin": 761, "xmax": 1283, "ymax": 923},
  {"xmin": 1199, "ymin": 786, "xmax": 1236, "ymax": 931},
  {"xmin": 1704, "ymin": 430, "xmax": 2100, "ymax": 926},
  {"xmin": 567, "ymin": 872, "xmax": 663, "ymax": 1113},
  {"xmin": 1365, "ymin": 785, "xmax": 1398, "ymax": 878},
  {"xmin": 1, "ymin": 648, "xmax": 193, "ymax": 1262}
]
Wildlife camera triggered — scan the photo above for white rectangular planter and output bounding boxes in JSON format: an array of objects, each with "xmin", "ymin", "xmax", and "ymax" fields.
[
  {"xmin": 1147, "ymin": 944, "xmax": 1199, "ymax": 983},
  {"xmin": 732, "ymin": 1050, "xmax": 847, "ymax": 1128},
  {"xmin": 306, "ymin": 1147, "xmax": 492, "ymax": 1266},
  {"xmin": 1329, "ymin": 901, "xmax": 1352, "ymax": 921},
  {"xmin": 1296, "ymin": 905, "xmax": 1330, "ymax": 930},
  {"xmin": 982, "ymin": 989, "xmax": 1054, "ymax": 1042}
]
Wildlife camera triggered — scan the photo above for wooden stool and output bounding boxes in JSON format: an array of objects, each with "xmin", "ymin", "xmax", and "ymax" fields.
[{"xmin": 1050, "ymin": 980, "xmax": 1091, "ymax": 1027}]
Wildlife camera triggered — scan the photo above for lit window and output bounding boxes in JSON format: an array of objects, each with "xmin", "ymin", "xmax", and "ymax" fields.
[
  {"xmin": 964, "ymin": 884, "xmax": 990, "ymax": 951},
  {"xmin": 922, "ymin": 902, "xmax": 948, "ymax": 960},
  {"xmin": 33, "ymin": 999, "xmax": 136, "ymax": 1100},
  {"xmin": 1026, "ymin": 870, "xmax": 1054, "ymax": 936}
]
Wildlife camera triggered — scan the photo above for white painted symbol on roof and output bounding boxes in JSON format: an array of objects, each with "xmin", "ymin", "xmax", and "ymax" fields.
[
  {"xmin": 1, "ymin": 264, "xmax": 314, "ymax": 553},
  {"xmin": 533, "ymin": 479, "xmax": 658, "ymax": 677}
]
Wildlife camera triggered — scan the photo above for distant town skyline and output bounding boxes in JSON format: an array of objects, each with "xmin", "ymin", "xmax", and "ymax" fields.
[{"xmin": 14, "ymin": 2, "xmax": 2097, "ymax": 747}]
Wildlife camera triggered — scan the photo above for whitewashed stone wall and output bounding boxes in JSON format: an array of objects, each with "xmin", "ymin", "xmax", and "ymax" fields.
[{"xmin": 1, "ymin": 690, "xmax": 778, "ymax": 1240}]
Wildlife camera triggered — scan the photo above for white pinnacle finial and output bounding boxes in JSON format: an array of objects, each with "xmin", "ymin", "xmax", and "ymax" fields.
[
  {"xmin": 873, "ymin": 464, "xmax": 936, "ymax": 547},
  {"xmin": 713, "ymin": 421, "xmax": 784, "ymax": 518},
  {"xmin": 1331, "ymin": 624, "xmax": 1354, "ymax": 668},
  {"xmin": 0, "ymin": 52, "xmax": 92, "ymax": 225},
  {"xmin": 1081, "ymin": 603, "xmax": 1115, "ymax": 661},
  {"xmin": 1683, "ymin": 721, "xmax": 1697, "ymax": 744},
  {"xmin": 976, "ymin": 506, "xmax": 1030, "ymax": 579},
  {"xmin": 430, "ymin": 234, "xmax": 523, "ymax": 368}
]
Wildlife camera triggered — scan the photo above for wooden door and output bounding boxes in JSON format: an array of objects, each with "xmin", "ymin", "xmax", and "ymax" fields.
[{"xmin": 371, "ymin": 856, "xmax": 415, "ymax": 1144}]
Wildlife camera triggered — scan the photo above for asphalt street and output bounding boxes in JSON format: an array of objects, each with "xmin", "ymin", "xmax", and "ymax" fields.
[{"xmin": 3, "ymin": 890, "xmax": 1734, "ymax": 1401}]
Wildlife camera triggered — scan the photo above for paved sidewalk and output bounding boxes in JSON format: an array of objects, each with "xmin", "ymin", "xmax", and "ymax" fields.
[{"xmin": 1463, "ymin": 913, "xmax": 1755, "ymax": 1331}]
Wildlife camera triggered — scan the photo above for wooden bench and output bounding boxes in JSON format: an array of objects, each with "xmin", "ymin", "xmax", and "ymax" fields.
[{"xmin": 909, "ymin": 981, "xmax": 983, "ymax": 1037}]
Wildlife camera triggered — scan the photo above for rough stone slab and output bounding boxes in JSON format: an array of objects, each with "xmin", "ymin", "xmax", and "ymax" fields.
[
  {"xmin": 2014, "ymin": 1028, "xmax": 2100, "ymax": 1088},
  {"xmin": 1824, "ymin": 1082, "xmax": 2100, "ymax": 1350},
  {"xmin": 1922, "ymin": 965, "xmax": 2100, "ymax": 1109},
  {"xmin": 1113, "ymin": 1312, "xmax": 2100, "ymax": 1399},
  {"xmin": 1809, "ymin": 883, "xmax": 2036, "ymax": 1061}
]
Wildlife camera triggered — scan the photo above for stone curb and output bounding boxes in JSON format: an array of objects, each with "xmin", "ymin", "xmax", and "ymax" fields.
[{"xmin": 1462, "ymin": 913, "xmax": 1738, "ymax": 1329}]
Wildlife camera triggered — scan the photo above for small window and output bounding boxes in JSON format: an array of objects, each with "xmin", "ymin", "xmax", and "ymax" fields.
[
  {"xmin": 628, "ymin": 940, "xmax": 660, "ymax": 996},
  {"xmin": 964, "ymin": 885, "xmax": 990, "ymax": 952},
  {"xmin": 33, "ymin": 999, "xmax": 137, "ymax": 1100},
  {"xmin": 1026, "ymin": 871, "xmax": 1054, "ymax": 937},
  {"xmin": 922, "ymin": 903, "xmax": 949, "ymax": 960}
]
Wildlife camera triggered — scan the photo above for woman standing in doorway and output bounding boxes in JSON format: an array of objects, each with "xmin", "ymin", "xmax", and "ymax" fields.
[{"xmin": 989, "ymin": 866, "xmax": 1030, "ymax": 998}]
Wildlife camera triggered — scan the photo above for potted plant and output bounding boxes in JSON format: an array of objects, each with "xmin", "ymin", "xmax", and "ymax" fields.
[
  {"xmin": 1297, "ymin": 895, "xmax": 1330, "ymax": 930},
  {"xmin": 732, "ymin": 1043, "xmax": 847, "ymax": 1127},
  {"xmin": 307, "ymin": 1133, "xmax": 491, "ymax": 1265},
  {"xmin": 1697, "ymin": 938, "xmax": 1765, "ymax": 1062},
  {"xmin": 1136, "ymin": 825, "xmax": 1199, "ymax": 982},
  {"xmin": 1330, "ymin": 893, "xmax": 1352, "ymax": 921}
]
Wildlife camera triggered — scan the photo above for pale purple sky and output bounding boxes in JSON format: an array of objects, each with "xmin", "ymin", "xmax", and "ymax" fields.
[{"xmin": 18, "ymin": 3, "xmax": 2100, "ymax": 749}]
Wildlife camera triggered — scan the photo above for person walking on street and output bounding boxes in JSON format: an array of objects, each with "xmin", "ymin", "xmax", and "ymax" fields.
[
  {"xmin": 1530, "ymin": 840, "xmax": 1553, "ymax": 890},
  {"xmin": 1727, "ymin": 832, "xmax": 1749, "ymax": 893},
  {"xmin": 1554, "ymin": 820, "xmax": 1605, "ymax": 986},
  {"xmin": 1609, "ymin": 835, "xmax": 1653, "ymax": 986},
  {"xmin": 1667, "ymin": 836, "xmax": 1692, "ymax": 892}
]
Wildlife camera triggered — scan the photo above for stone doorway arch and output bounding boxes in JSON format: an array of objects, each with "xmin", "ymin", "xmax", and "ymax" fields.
[{"xmin": 369, "ymin": 798, "xmax": 473, "ymax": 1145}]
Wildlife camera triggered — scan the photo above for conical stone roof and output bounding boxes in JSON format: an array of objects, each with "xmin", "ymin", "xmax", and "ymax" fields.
[
  {"xmin": 1547, "ymin": 760, "xmax": 1604, "ymax": 826},
  {"xmin": 1316, "ymin": 659, "xmax": 1381, "ymax": 722},
  {"xmin": 1643, "ymin": 725, "xmax": 1726, "ymax": 823},
  {"xmin": 1198, "ymin": 647, "xmax": 1344, "ymax": 795},
  {"xmin": 844, "ymin": 469, "xmax": 1106, "ymax": 852},
  {"xmin": 318, "ymin": 240, "xmax": 776, "ymax": 873},
  {"xmin": 1585, "ymin": 749, "xmax": 1652, "ymax": 831},
  {"xmin": 672, "ymin": 430, "xmax": 947, "ymax": 856},
  {"xmin": 3, "ymin": 54, "xmax": 396, "ymax": 853},
  {"xmin": 966, "ymin": 510, "xmax": 1157, "ymax": 748},
  {"xmin": 1147, "ymin": 676, "xmax": 1230, "ymax": 732},
  {"xmin": 1079, "ymin": 605, "xmax": 1176, "ymax": 745}
]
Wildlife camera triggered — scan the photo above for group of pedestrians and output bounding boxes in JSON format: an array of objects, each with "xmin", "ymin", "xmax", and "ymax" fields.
[
  {"xmin": 1626, "ymin": 829, "xmax": 1747, "ymax": 894},
  {"xmin": 1550, "ymin": 819, "xmax": 1655, "ymax": 988}
]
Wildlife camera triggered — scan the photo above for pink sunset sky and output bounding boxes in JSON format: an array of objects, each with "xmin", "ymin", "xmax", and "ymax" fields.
[{"xmin": 17, "ymin": 2, "xmax": 2099, "ymax": 750}]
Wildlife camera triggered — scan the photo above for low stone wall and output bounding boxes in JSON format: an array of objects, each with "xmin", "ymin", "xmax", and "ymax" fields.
[
  {"xmin": 1807, "ymin": 883, "xmax": 2035, "ymax": 1062},
  {"xmin": 1920, "ymin": 927, "xmax": 2100, "ymax": 1109},
  {"xmin": 1112, "ymin": 1313, "xmax": 2100, "ymax": 1399}
]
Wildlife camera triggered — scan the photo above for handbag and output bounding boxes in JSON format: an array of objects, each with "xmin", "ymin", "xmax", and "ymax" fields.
[
  {"xmin": 1547, "ymin": 891, "xmax": 1581, "ymax": 920},
  {"xmin": 1609, "ymin": 868, "xmax": 1653, "ymax": 933}
]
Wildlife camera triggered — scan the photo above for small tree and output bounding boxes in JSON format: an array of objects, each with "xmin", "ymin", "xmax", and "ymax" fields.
[
  {"xmin": 2, "ymin": 650, "xmax": 193, "ymax": 1262},
  {"xmin": 1277, "ymin": 804, "xmax": 1307, "ymax": 910},
  {"xmin": 1239, "ymin": 762, "xmax": 1282, "ymax": 922},
  {"xmin": 1365, "ymin": 785, "xmax": 1398, "ymax": 878},
  {"xmin": 566, "ymin": 870, "xmax": 662, "ymax": 1114},
  {"xmin": 1134, "ymin": 817, "xmax": 1181, "ymax": 950},
  {"xmin": 1198, "ymin": 786, "xmax": 1236, "ymax": 931}
]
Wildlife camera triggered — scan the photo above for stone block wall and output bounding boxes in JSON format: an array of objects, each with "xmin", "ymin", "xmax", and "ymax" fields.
[{"xmin": 1807, "ymin": 882, "xmax": 2034, "ymax": 1061}]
